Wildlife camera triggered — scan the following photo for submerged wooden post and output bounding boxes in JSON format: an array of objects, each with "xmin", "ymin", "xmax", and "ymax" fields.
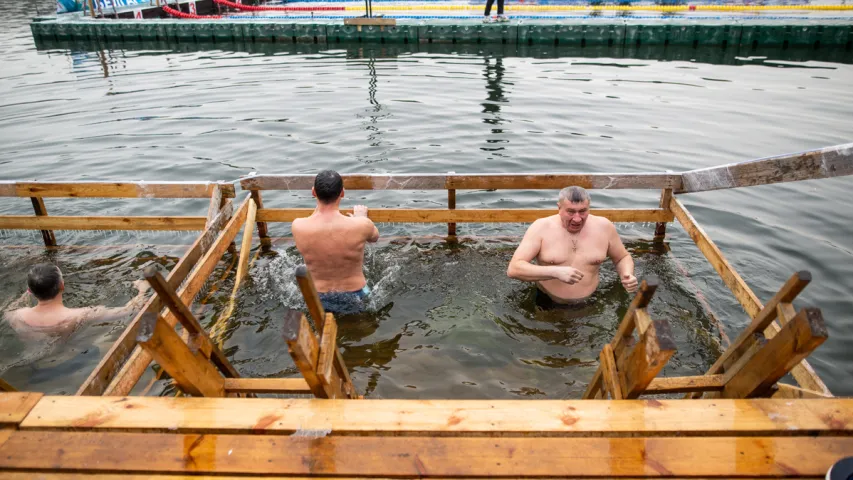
[
  {"xmin": 0, "ymin": 378, "xmax": 16, "ymax": 392},
  {"xmin": 653, "ymin": 188, "xmax": 672, "ymax": 240},
  {"xmin": 295, "ymin": 265, "xmax": 327, "ymax": 331},
  {"xmin": 234, "ymin": 199, "xmax": 257, "ymax": 284},
  {"xmin": 136, "ymin": 313, "xmax": 225, "ymax": 397},
  {"xmin": 447, "ymin": 188, "xmax": 457, "ymax": 237},
  {"xmin": 249, "ymin": 190, "xmax": 271, "ymax": 248},
  {"xmin": 143, "ymin": 266, "xmax": 239, "ymax": 379},
  {"xmin": 30, "ymin": 197, "xmax": 56, "ymax": 247}
]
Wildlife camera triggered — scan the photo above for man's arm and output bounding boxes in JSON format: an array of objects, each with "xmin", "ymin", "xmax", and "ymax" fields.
[
  {"xmin": 353, "ymin": 205, "xmax": 379, "ymax": 243},
  {"xmin": 607, "ymin": 222, "xmax": 638, "ymax": 293},
  {"xmin": 507, "ymin": 221, "xmax": 584, "ymax": 284}
]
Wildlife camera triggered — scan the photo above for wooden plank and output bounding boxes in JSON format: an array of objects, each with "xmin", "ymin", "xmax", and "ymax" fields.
[
  {"xmin": 447, "ymin": 188, "xmax": 456, "ymax": 237},
  {"xmin": 19, "ymin": 396, "xmax": 853, "ymax": 436},
  {"xmin": 326, "ymin": 313, "xmax": 356, "ymax": 400},
  {"xmin": 0, "ymin": 379, "xmax": 16, "ymax": 393},
  {"xmin": 670, "ymin": 198, "xmax": 830, "ymax": 395},
  {"xmin": 234, "ymin": 198, "xmax": 257, "ymax": 284},
  {"xmin": 646, "ymin": 375, "xmax": 725, "ymax": 394},
  {"xmin": 654, "ymin": 187, "xmax": 673, "ymax": 239},
  {"xmin": 1, "ymin": 182, "xmax": 235, "ymax": 198},
  {"xmin": 777, "ymin": 302, "xmax": 797, "ymax": 325},
  {"xmin": 30, "ymin": 197, "xmax": 56, "ymax": 246},
  {"xmin": 240, "ymin": 173, "xmax": 683, "ymax": 191},
  {"xmin": 136, "ymin": 313, "xmax": 225, "ymax": 398},
  {"xmin": 76, "ymin": 200, "xmax": 239, "ymax": 396},
  {"xmin": 143, "ymin": 267, "xmax": 238, "ymax": 379},
  {"xmin": 258, "ymin": 208, "xmax": 673, "ymax": 224},
  {"xmin": 316, "ymin": 314, "xmax": 342, "ymax": 399},
  {"xmin": 205, "ymin": 185, "xmax": 223, "ymax": 227},
  {"xmin": 0, "ymin": 216, "xmax": 207, "ymax": 231},
  {"xmin": 295, "ymin": 265, "xmax": 326, "ymax": 331},
  {"xmin": 621, "ymin": 320, "xmax": 677, "ymax": 399},
  {"xmin": 283, "ymin": 311, "xmax": 326, "ymax": 399},
  {"xmin": 0, "ymin": 393, "xmax": 43, "ymax": 426},
  {"xmin": 678, "ymin": 142, "xmax": 853, "ymax": 193},
  {"xmin": 102, "ymin": 197, "xmax": 251, "ymax": 396},
  {"xmin": 599, "ymin": 344, "xmax": 623, "ymax": 400},
  {"xmin": 0, "ymin": 432, "xmax": 848, "ymax": 476},
  {"xmin": 249, "ymin": 190, "xmax": 270, "ymax": 246},
  {"xmin": 772, "ymin": 383, "xmax": 832, "ymax": 400},
  {"xmin": 223, "ymin": 378, "xmax": 312, "ymax": 395},
  {"xmin": 612, "ymin": 277, "xmax": 659, "ymax": 357},
  {"xmin": 723, "ymin": 308, "xmax": 828, "ymax": 399}
]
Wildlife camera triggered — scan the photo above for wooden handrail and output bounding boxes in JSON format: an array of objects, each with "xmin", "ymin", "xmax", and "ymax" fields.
[{"xmin": 0, "ymin": 181, "xmax": 234, "ymax": 198}]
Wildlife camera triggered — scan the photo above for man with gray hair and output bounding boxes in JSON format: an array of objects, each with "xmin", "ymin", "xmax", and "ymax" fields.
[{"xmin": 507, "ymin": 186, "xmax": 638, "ymax": 305}]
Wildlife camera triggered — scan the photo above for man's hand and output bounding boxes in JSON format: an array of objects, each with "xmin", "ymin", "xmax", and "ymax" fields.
[
  {"xmin": 133, "ymin": 279, "xmax": 151, "ymax": 295},
  {"xmin": 553, "ymin": 266, "xmax": 584, "ymax": 285},
  {"xmin": 621, "ymin": 274, "xmax": 638, "ymax": 293},
  {"xmin": 352, "ymin": 205, "xmax": 369, "ymax": 218}
]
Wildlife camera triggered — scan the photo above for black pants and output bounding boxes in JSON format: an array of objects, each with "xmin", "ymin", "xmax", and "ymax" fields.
[{"xmin": 484, "ymin": 0, "xmax": 504, "ymax": 16}]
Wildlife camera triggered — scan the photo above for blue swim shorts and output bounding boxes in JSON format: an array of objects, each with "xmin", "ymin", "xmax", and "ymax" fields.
[{"xmin": 318, "ymin": 285, "xmax": 371, "ymax": 315}]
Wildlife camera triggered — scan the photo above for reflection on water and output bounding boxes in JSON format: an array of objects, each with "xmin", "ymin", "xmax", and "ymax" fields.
[{"xmin": 182, "ymin": 240, "xmax": 721, "ymax": 399}]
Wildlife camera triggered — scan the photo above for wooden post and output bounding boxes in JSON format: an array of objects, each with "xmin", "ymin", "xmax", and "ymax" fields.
[
  {"xmin": 206, "ymin": 185, "xmax": 223, "ymax": 227},
  {"xmin": 143, "ymin": 266, "xmax": 239, "ymax": 379},
  {"xmin": 618, "ymin": 317, "xmax": 676, "ymax": 399},
  {"xmin": 447, "ymin": 189, "xmax": 456, "ymax": 237},
  {"xmin": 653, "ymin": 188, "xmax": 672, "ymax": 240},
  {"xmin": 598, "ymin": 345, "xmax": 623, "ymax": 400},
  {"xmin": 249, "ymin": 190, "xmax": 271, "ymax": 248},
  {"xmin": 30, "ymin": 197, "xmax": 56, "ymax": 247},
  {"xmin": 234, "ymin": 199, "xmax": 257, "ymax": 284},
  {"xmin": 282, "ymin": 310, "xmax": 327, "ymax": 399},
  {"xmin": 136, "ymin": 313, "xmax": 225, "ymax": 397},
  {"xmin": 722, "ymin": 308, "xmax": 827, "ymax": 399},
  {"xmin": 295, "ymin": 265, "xmax": 327, "ymax": 331},
  {"xmin": 0, "ymin": 378, "xmax": 16, "ymax": 392}
]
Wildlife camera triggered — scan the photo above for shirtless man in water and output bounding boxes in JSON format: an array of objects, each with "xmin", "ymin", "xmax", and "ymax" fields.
[
  {"xmin": 292, "ymin": 170, "xmax": 380, "ymax": 314},
  {"xmin": 507, "ymin": 186, "xmax": 638, "ymax": 305},
  {"xmin": 3, "ymin": 263, "xmax": 151, "ymax": 338}
]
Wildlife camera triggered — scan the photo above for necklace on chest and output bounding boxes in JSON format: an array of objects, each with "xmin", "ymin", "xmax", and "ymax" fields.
[{"xmin": 569, "ymin": 233, "xmax": 580, "ymax": 253}]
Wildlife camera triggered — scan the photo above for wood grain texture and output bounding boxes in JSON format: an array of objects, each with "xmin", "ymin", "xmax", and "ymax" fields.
[
  {"xmin": 0, "ymin": 393, "xmax": 43, "ymax": 426},
  {"xmin": 0, "ymin": 182, "xmax": 234, "ymax": 198},
  {"xmin": 0, "ymin": 215, "xmax": 207, "ymax": 231}
]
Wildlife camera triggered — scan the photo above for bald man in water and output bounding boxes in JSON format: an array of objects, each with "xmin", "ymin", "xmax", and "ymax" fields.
[
  {"xmin": 3, "ymin": 263, "xmax": 151, "ymax": 338},
  {"xmin": 292, "ymin": 170, "xmax": 380, "ymax": 314},
  {"xmin": 507, "ymin": 186, "xmax": 638, "ymax": 306}
]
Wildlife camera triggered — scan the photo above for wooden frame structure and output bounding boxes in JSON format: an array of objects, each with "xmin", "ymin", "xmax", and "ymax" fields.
[{"xmin": 0, "ymin": 142, "xmax": 852, "ymax": 477}]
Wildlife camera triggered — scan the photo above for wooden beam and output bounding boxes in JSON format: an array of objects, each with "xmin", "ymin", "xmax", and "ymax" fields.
[
  {"xmin": 205, "ymin": 185, "xmax": 223, "ymax": 227},
  {"xmin": 771, "ymin": 383, "xmax": 832, "ymax": 400},
  {"xmin": 30, "ymin": 197, "xmax": 56, "ymax": 246},
  {"xmin": 0, "ymin": 181, "xmax": 235, "ymax": 198},
  {"xmin": 670, "ymin": 198, "xmax": 830, "ymax": 395},
  {"xmin": 240, "ymin": 173, "xmax": 683, "ymax": 191},
  {"xmin": 0, "ymin": 431, "xmax": 847, "ymax": 477},
  {"xmin": 283, "ymin": 311, "xmax": 326, "ymax": 399},
  {"xmin": 447, "ymin": 188, "xmax": 456, "ymax": 237},
  {"xmin": 653, "ymin": 187, "xmax": 672, "ymax": 239},
  {"xmin": 646, "ymin": 375, "xmax": 725, "ymax": 394},
  {"xmin": 76, "ymin": 199, "xmax": 239, "ymax": 396},
  {"xmin": 248, "ymin": 190, "xmax": 270, "ymax": 247},
  {"xmin": 620, "ymin": 319, "xmax": 677, "ymax": 399},
  {"xmin": 143, "ymin": 267, "xmax": 238, "ymax": 379},
  {"xmin": 234, "ymin": 198, "xmax": 257, "ymax": 284},
  {"xmin": 598, "ymin": 344, "xmax": 623, "ymax": 400},
  {"xmin": 723, "ymin": 308, "xmax": 828, "ymax": 399},
  {"xmin": 0, "ymin": 379, "xmax": 17, "ymax": 393},
  {"xmin": 0, "ymin": 216, "xmax": 207, "ymax": 231},
  {"xmin": 258, "ymin": 208, "xmax": 673, "ymax": 224},
  {"xmin": 295, "ymin": 265, "xmax": 326, "ymax": 331},
  {"xmin": 0, "ymin": 393, "xmax": 43, "ymax": 426},
  {"xmin": 102, "ymin": 197, "xmax": 251, "ymax": 396},
  {"xmin": 136, "ymin": 313, "xmax": 225, "ymax": 398},
  {"xmin": 19, "ymin": 396, "xmax": 853, "ymax": 436},
  {"xmin": 316, "ymin": 314, "xmax": 343, "ymax": 399},
  {"xmin": 222, "ymin": 378, "xmax": 312, "ymax": 395},
  {"xmin": 678, "ymin": 142, "xmax": 853, "ymax": 193}
]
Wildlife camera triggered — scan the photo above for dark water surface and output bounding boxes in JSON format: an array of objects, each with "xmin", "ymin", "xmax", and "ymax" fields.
[{"xmin": 1, "ymin": 0, "xmax": 852, "ymax": 397}]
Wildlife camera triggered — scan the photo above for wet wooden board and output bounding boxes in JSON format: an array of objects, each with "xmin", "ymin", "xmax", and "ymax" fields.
[
  {"xmin": 0, "ymin": 182, "xmax": 234, "ymax": 198},
  {"xmin": 222, "ymin": 378, "xmax": 312, "ymax": 395},
  {"xmin": 20, "ymin": 397, "xmax": 853, "ymax": 437},
  {"xmin": 0, "ymin": 393, "xmax": 43, "ymax": 426},
  {"xmin": 678, "ymin": 142, "xmax": 853, "ymax": 193},
  {"xmin": 257, "ymin": 208, "xmax": 673, "ymax": 223},
  {"xmin": 646, "ymin": 375, "xmax": 725, "ymax": 394},
  {"xmin": 0, "ymin": 475, "xmax": 828, "ymax": 480},
  {"xmin": 0, "ymin": 431, "xmax": 848, "ymax": 477},
  {"xmin": 0, "ymin": 216, "xmax": 207, "ymax": 231},
  {"xmin": 240, "ymin": 173, "xmax": 682, "ymax": 191}
]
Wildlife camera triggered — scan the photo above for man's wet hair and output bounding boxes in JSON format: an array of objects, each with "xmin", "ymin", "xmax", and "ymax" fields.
[
  {"xmin": 27, "ymin": 263, "xmax": 63, "ymax": 301},
  {"xmin": 314, "ymin": 170, "xmax": 344, "ymax": 204},
  {"xmin": 559, "ymin": 186, "xmax": 591, "ymax": 205}
]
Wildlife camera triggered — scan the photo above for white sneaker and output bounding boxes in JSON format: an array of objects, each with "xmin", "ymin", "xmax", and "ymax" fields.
[
  {"xmin": 496, "ymin": 14, "xmax": 509, "ymax": 22},
  {"xmin": 483, "ymin": 16, "xmax": 494, "ymax": 23}
]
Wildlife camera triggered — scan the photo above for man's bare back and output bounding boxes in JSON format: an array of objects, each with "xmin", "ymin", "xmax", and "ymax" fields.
[
  {"xmin": 508, "ymin": 187, "xmax": 637, "ymax": 303},
  {"xmin": 293, "ymin": 205, "xmax": 379, "ymax": 292}
]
